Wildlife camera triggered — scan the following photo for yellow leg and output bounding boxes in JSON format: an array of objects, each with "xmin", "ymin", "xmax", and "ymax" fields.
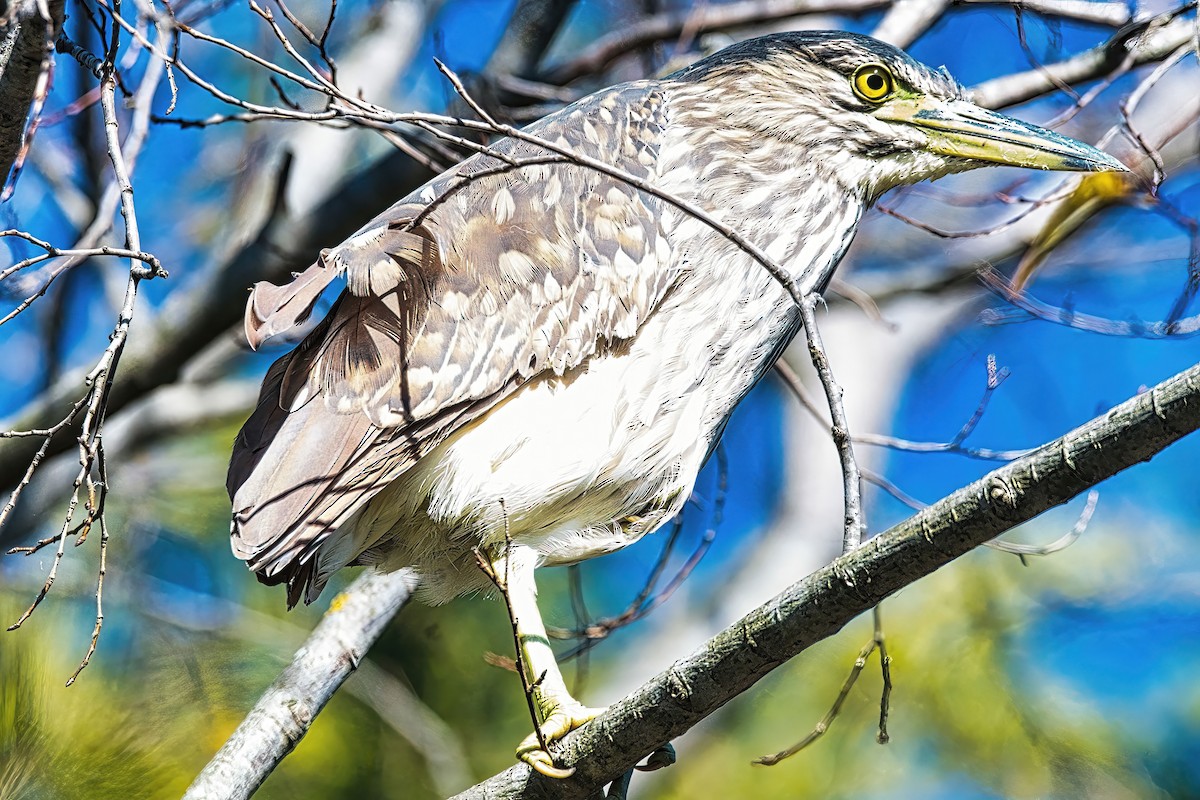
[{"xmin": 491, "ymin": 545, "xmax": 604, "ymax": 778}]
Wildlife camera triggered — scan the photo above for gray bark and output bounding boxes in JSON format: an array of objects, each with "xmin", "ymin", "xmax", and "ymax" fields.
[
  {"xmin": 0, "ymin": 0, "xmax": 65, "ymax": 185},
  {"xmin": 182, "ymin": 569, "xmax": 419, "ymax": 800},
  {"xmin": 450, "ymin": 360, "xmax": 1200, "ymax": 799}
]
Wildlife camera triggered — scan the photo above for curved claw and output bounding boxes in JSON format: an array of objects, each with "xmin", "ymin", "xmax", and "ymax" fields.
[
  {"xmin": 520, "ymin": 747, "xmax": 576, "ymax": 779},
  {"xmin": 635, "ymin": 742, "xmax": 676, "ymax": 772},
  {"xmin": 515, "ymin": 700, "xmax": 604, "ymax": 779}
]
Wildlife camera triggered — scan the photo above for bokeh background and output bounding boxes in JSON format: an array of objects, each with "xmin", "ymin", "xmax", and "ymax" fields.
[{"xmin": 2, "ymin": 0, "xmax": 1199, "ymax": 797}]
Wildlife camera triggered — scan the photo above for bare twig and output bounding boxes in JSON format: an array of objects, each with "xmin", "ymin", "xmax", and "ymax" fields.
[
  {"xmin": 980, "ymin": 268, "xmax": 1200, "ymax": 337},
  {"xmin": 65, "ymin": 445, "xmax": 109, "ymax": 686},
  {"xmin": 872, "ymin": 0, "xmax": 951, "ymax": 48},
  {"xmin": 854, "ymin": 354, "xmax": 1032, "ymax": 462},
  {"xmin": 1, "ymin": 18, "xmax": 168, "ymax": 680},
  {"xmin": 799, "ymin": 296, "xmax": 866, "ymax": 554},
  {"xmin": 753, "ymin": 603, "xmax": 892, "ymax": 765},
  {"xmin": 988, "ymin": 488, "xmax": 1098, "ymax": 558}
]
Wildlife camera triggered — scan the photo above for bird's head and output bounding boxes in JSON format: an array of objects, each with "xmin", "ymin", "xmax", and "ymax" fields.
[{"xmin": 671, "ymin": 32, "xmax": 1127, "ymax": 198}]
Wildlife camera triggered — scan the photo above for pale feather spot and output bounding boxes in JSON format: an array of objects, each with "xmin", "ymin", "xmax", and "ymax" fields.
[
  {"xmin": 619, "ymin": 223, "xmax": 645, "ymax": 251},
  {"xmin": 542, "ymin": 174, "xmax": 562, "ymax": 207},
  {"xmin": 543, "ymin": 272, "xmax": 562, "ymax": 303},
  {"xmin": 345, "ymin": 226, "xmax": 387, "ymax": 250},
  {"xmin": 440, "ymin": 291, "xmax": 469, "ymax": 319},
  {"xmin": 498, "ymin": 249, "xmax": 537, "ymax": 283},
  {"xmin": 605, "ymin": 187, "xmax": 629, "ymax": 205},
  {"xmin": 492, "ymin": 187, "xmax": 515, "ymax": 224},
  {"xmin": 613, "ymin": 306, "xmax": 638, "ymax": 338},
  {"xmin": 528, "ymin": 282, "xmax": 545, "ymax": 307},
  {"xmin": 478, "ymin": 289, "xmax": 499, "ymax": 316},
  {"xmin": 594, "ymin": 215, "xmax": 620, "ymax": 241},
  {"xmin": 612, "ymin": 246, "xmax": 640, "ymax": 280}
]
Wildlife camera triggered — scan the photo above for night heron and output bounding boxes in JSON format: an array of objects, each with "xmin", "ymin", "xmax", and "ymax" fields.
[{"xmin": 228, "ymin": 31, "xmax": 1125, "ymax": 776}]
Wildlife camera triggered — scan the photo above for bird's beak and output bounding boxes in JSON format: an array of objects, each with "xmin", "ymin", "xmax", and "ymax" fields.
[{"xmin": 875, "ymin": 97, "xmax": 1128, "ymax": 173}]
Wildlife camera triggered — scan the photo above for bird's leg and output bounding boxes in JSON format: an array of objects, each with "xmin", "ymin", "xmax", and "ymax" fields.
[{"xmin": 487, "ymin": 544, "xmax": 603, "ymax": 778}]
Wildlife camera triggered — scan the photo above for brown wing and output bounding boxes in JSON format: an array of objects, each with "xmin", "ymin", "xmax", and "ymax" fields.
[{"xmin": 228, "ymin": 82, "xmax": 675, "ymax": 602}]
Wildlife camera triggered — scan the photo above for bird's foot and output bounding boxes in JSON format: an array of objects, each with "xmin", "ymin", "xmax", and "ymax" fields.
[{"xmin": 516, "ymin": 695, "xmax": 604, "ymax": 778}]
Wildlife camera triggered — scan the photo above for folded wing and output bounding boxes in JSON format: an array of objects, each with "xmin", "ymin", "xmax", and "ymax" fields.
[{"xmin": 227, "ymin": 83, "xmax": 676, "ymax": 603}]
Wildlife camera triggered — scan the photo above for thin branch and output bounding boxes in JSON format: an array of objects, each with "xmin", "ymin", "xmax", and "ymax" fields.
[
  {"xmin": 799, "ymin": 296, "xmax": 866, "ymax": 554},
  {"xmin": 872, "ymin": 0, "xmax": 951, "ymax": 48},
  {"xmin": 979, "ymin": 268, "xmax": 1200, "ymax": 337},
  {"xmin": 753, "ymin": 603, "xmax": 891, "ymax": 765},
  {"xmin": 66, "ymin": 445, "xmax": 109, "ymax": 686},
  {"xmin": 182, "ymin": 569, "xmax": 418, "ymax": 800},
  {"xmin": 853, "ymin": 354, "xmax": 1032, "ymax": 462},
  {"xmin": 987, "ymin": 488, "xmax": 1098, "ymax": 558}
]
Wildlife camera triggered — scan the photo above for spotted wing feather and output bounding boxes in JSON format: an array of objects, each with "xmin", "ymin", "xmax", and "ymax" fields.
[{"xmin": 228, "ymin": 83, "xmax": 675, "ymax": 602}]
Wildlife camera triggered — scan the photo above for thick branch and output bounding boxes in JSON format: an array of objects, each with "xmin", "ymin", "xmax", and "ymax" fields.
[
  {"xmin": 182, "ymin": 569, "xmax": 418, "ymax": 800},
  {"xmin": 542, "ymin": 0, "xmax": 891, "ymax": 85},
  {"xmin": 452, "ymin": 360, "xmax": 1200, "ymax": 799},
  {"xmin": 0, "ymin": 0, "xmax": 65, "ymax": 183},
  {"xmin": 972, "ymin": 15, "xmax": 1195, "ymax": 109},
  {"xmin": 872, "ymin": 0, "xmax": 952, "ymax": 48}
]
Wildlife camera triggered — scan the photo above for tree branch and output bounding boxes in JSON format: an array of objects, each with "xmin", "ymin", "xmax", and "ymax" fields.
[
  {"xmin": 451, "ymin": 359, "xmax": 1200, "ymax": 799},
  {"xmin": 542, "ymin": 0, "xmax": 890, "ymax": 85},
  {"xmin": 182, "ymin": 568, "xmax": 418, "ymax": 800},
  {"xmin": 872, "ymin": 0, "xmax": 951, "ymax": 48},
  {"xmin": 971, "ymin": 14, "xmax": 1196, "ymax": 109},
  {"xmin": 0, "ymin": 0, "xmax": 66, "ymax": 186}
]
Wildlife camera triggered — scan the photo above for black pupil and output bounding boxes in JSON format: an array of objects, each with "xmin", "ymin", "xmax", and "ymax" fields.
[{"xmin": 866, "ymin": 73, "xmax": 885, "ymax": 92}]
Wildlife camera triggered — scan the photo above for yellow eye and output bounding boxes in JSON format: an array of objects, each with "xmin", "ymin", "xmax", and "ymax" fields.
[{"xmin": 852, "ymin": 64, "xmax": 894, "ymax": 102}]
